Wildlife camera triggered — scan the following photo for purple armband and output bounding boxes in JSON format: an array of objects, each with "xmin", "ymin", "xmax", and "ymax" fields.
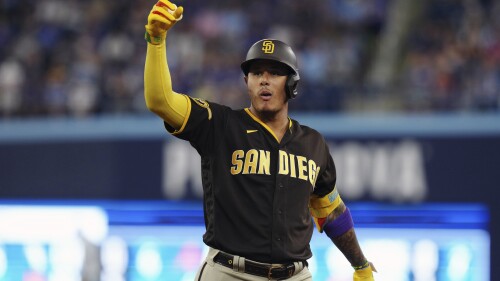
[{"xmin": 324, "ymin": 207, "xmax": 354, "ymax": 239}]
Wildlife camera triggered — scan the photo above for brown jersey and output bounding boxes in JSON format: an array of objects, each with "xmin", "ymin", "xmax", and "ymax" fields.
[{"xmin": 165, "ymin": 96, "xmax": 337, "ymax": 263}]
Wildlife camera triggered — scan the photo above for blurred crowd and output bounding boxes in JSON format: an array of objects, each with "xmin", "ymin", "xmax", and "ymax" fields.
[
  {"xmin": 0, "ymin": 0, "xmax": 499, "ymax": 118},
  {"xmin": 399, "ymin": 0, "xmax": 500, "ymax": 112}
]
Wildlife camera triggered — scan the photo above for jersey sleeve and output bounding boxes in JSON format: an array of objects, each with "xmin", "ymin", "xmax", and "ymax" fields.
[
  {"xmin": 164, "ymin": 97, "xmax": 228, "ymax": 155},
  {"xmin": 312, "ymin": 138, "xmax": 337, "ymax": 197}
]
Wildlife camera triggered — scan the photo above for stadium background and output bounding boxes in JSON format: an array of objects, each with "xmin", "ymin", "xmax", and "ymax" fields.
[{"xmin": 0, "ymin": 0, "xmax": 499, "ymax": 280}]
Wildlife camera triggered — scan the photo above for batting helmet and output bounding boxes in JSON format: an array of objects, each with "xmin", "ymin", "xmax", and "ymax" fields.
[{"xmin": 241, "ymin": 39, "xmax": 300, "ymax": 99}]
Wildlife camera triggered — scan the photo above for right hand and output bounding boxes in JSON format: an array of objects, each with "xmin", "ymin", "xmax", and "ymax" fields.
[{"xmin": 145, "ymin": 0, "xmax": 183, "ymax": 44}]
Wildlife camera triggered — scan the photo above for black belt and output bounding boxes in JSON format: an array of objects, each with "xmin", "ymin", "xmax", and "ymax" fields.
[{"xmin": 213, "ymin": 252, "xmax": 305, "ymax": 280}]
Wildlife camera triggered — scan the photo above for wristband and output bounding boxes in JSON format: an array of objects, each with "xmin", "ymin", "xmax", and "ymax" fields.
[
  {"xmin": 323, "ymin": 207, "xmax": 354, "ymax": 239},
  {"xmin": 144, "ymin": 31, "xmax": 163, "ymax": 45},
  {"xmin": 352, "ymin": 260, "xmax": 370, "ymax": 270}
]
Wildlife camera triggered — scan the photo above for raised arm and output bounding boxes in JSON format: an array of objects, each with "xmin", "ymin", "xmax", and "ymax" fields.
[{"xmin": 144, "ymin": 0, "xmax": 188, "ymax": 130}]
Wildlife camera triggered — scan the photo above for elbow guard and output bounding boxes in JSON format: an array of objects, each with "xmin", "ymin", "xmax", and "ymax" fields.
[{"xmin": 309, "ymin": 187, "xmax": 342, "ymax": 232}]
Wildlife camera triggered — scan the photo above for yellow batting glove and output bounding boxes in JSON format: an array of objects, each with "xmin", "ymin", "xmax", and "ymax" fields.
[
  {"xmin": 145, "ymin": 0, "xmax": 183, "ymax": 45},
  {"xmin": 353, "ymin": 262, "xmax": 377, "ymax": 281}
]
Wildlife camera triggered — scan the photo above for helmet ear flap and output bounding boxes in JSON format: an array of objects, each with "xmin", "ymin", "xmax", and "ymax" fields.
[{"xmin": 286, "ymin": 73, "xmax": 300, "ymax": 99}]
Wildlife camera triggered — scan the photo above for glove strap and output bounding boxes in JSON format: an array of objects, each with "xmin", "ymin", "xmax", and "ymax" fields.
[
  {"xmin": 144, "ymin": 31, "xmax": 163, "ymax": 45},
  {"xmin": 352, "ymin": 260, "xmax": 370, "ymax": 270}
]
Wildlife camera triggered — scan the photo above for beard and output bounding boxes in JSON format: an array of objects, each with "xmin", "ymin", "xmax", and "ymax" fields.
[{"xmin": 249, "ymin": 98, "xmax": 288, "ymax": 122}]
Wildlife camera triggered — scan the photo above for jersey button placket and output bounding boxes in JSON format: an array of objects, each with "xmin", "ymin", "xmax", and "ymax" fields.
[
  {"xmin": 273, "ymin": 143, "xmax": 289, "ymax": 259},
  {"xmin": 272, "ymin": 172, "xmax": 286, "ymax": 258}
]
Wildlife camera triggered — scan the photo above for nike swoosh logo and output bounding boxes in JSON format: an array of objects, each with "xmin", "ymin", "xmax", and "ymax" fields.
[{"xmin": 246, "ymin": 130, "xmax": 258, "ymax": 134}]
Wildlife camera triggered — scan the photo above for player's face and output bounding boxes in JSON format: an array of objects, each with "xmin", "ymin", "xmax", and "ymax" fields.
[{"xmin": 245, "ymin": 60, "xmax": 289, "ymax": 116}]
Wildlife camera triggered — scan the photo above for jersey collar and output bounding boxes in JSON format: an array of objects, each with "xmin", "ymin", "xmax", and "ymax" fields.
[{"xmin": 244, "ymin": 108, "xmax": 292, "ymax": 143}]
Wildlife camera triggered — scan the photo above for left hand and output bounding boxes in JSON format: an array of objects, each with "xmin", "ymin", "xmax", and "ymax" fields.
[{"xmin": 353, "ymin": 262, "xmax": 377, "ymax": 280}]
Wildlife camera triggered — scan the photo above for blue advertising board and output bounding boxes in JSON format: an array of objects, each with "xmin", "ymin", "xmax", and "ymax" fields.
[{"xmin": 0, "ymin": 200, "xmax": 490, "ymax": 281}]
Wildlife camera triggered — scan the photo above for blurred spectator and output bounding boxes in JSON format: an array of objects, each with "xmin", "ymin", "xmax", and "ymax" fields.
[
  {"xmin": 0, "ymin": 58, "xmax": 25, "ymax": 117},
  {"xmin": 0, "ymin": 0, "xmax": 498, "ymax": 118}
]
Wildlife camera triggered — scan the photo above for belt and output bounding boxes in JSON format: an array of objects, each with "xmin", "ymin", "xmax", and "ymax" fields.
[{"xmin": 213, "ymin": 252, "xmax": 305, "ymax": 280}]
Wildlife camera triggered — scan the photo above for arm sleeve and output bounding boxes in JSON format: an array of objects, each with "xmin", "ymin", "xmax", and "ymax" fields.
[{"xmin": 144, "ymin": 39, "xmax": 189, "ymax": 130}]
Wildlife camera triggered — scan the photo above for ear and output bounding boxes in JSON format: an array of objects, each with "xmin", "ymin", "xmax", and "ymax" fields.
[{"xmin": 243, "ymin": 75, "xmax": 248, "ymax": 85}]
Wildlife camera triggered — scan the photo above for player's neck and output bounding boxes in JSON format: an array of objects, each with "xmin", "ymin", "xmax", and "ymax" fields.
[{"xmin": 250, "ymin": 107, "xmax": 289, "ymax": 142}]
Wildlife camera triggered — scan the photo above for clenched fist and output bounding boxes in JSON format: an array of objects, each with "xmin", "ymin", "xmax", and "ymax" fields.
[{"xmin": 145, "ymin": 0, "xmax": 183, "ymax": 44}]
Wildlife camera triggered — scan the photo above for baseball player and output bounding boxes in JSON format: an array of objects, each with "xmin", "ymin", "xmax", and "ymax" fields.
[{"xmin": 144, "ymin": 1, "xmax": 376, "ymax": 280}]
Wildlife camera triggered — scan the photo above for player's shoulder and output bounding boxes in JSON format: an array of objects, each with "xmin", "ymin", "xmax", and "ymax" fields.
[
  {"xmin": 188, "ymin": 96, "xmax": 237, "ymax": 115},
  {"xmin": 292, "ymin": 118, "xmax": 324, "ymax": 138},
  {"xmin": 187, "ymin": 97, "xmax": 250, "ymax": 117},
  {"xmin": 190, "ymin": 97, "xmax": 224, "ymax": 109}
]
